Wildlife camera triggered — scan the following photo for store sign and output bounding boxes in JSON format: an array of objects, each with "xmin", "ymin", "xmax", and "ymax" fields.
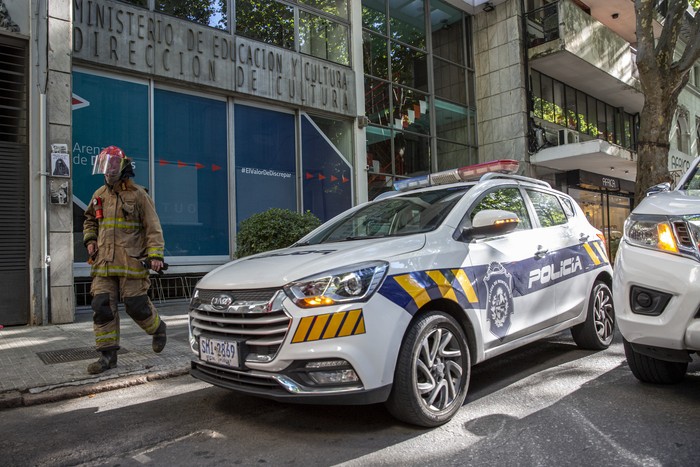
[{"xmin": 72, "ymin": 0, "xmax": 357, "ymax": 117}]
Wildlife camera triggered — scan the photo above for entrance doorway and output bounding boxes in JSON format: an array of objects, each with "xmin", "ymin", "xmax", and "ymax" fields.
[
  {"xmin": 569, "ymin": 188, "xmax": 631, "ymax": 261},
  {"xmin": 0, "ymin": 36, "xmax": 30, "ymax": 325}
]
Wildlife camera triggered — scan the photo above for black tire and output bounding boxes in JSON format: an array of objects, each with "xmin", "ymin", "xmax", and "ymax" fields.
[
  {"xmin": 623, "ymin": 339, "xmax": 688, "ymax": 384},
  {"xmin": 386, "ymin": 311, "xmax": 470, "ymax": 427},
  {"xmin": 571, "ymin": 281, "xmax": 615, "ymax": 350}
]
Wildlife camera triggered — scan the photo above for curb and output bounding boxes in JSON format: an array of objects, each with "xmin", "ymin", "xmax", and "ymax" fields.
[{"xmin": 0, "ymin": 366, "xmax": 190, "ymax": 410}]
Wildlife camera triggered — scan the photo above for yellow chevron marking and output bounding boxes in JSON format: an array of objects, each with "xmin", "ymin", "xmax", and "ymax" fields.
[
  {"xmin": 394, "ymin": 274, "xmax": 431, "ymax": 309},
  {"xmin": 453, "ymin": 269, "xmax": 478, "ymax": 303},
  {"xmin": 292, "ymin": 316, "xmax": 314, "ymax": 343},
  {"xmin": 355, "ymin": 316, "xmax": 366, "ymax": 335},
  {"xmin": 583, "ymin": 243, "xmax": 601, "ymax": 265},
  {"xmin": 323, "ymin": 311, "xmax": 346, "ymax": 339},
  {"xmin": 593, "ymin": 241, "xmax": 609, "ymax": 263},
  {"xmin": 307, "ymin": 314, "xmax": 330, "ymax": 341},
  {"xmin": 338, "ymin": 309, "xmax": 362, "ymax": 337},
  {"xmin": 427, "ymin": 270, "xmax": 458, "ymax": 302}
]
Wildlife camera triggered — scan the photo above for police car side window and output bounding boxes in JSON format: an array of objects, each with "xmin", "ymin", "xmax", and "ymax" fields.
[
  {"xmin": 559, "ymin": 196, "xmax": 575, "ymax": 218},
  {"xmin": 527, "ymin": 190, "xmax": 568, "ymax": 227},
  {"xmin": 470, "ymin": 188, "xmax": 532, "ymax": 230}
]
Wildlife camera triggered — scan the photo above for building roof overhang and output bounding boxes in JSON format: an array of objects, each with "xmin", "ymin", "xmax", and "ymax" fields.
[{"xmin": 530, "ymin": 139, "xmax": 637, "ymax": 182}]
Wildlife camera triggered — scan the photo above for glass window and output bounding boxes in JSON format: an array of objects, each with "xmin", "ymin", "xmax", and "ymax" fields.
[
  {"xmin": 527, "ymin": 189, "xmax": 567, "ymax": 227},
  {"xmin": 436, "ymin": 139, "xmax": 474, "ymax": 171},
  {"xmin": 540, "ymin": 74, "xmax": 553, "ymax": 123},
  {"xmin": 299, "ymin": 0, "xmax": 349, "ymax": 19},
  {"xmin": 302, "ymin": 114, "xmax": 353, "ymax": 221},
  {"xmin": 156, "ymin": 0, "xmax": 227, "ymax": 30},
  {"xmin": 389, "ymin": 1, "xmax": 426, "ymax": 49},
  {"xmin": 430, "ymin": 0, "xmax": 464, "ymax": 64},
  {"xmin": 565, "ymin": 85, "xmax": 576, "ymax": 130},
  {"xmin": 235, "ymin": 0, "xmax": 294, "ymax": 49},
  {"xmin": 72, "ymin": 72, "xmax": 149, "ymax": 264},
  {"xmin": 154, "ymin": 89, "xmax": 228, "ymax": 256},
  {"xmin": 587, "ymin": 95, "xmax": 598, "ymax": 137},
  {"xmin": 363, "ymin": 0, "xmax": 387, "ymax": 34},
  {"xmin": 363, "ymin": 31, "xmax": 389, "ymax": 79},
  {"xmin": 553, "ymin": 81, "xmax": 564, "ymax": 126},
  {"xmin": 435, "ymin": 99, "xmax": 469, "ymax": 144},
  {"xmin": 433, "ymin": 58, "xmax": 467, "ymax": 105},
  {"xmin": 234, "ymin": 104, "xmax": 296, "ymax": 226},
  {"xmin": 576, "ymin": 90, "xmax": 587, "ymax": 134},
  {"xmin": 392, "ymin": 85, "xmax": 429, "ymax": 135},
  {"xmin": 470, "ymin": 188, "xmax": 531, "ymax": 230},
  {"xmin": 307, "ymin": 187, "xmax": 469, "ymax": 243},
  {"xmin": 299, "ymin": 10, "xmax": 349, "ymax": 65},
  {"xmin": 531, "ymin": 71, "xmax": 542, "ymax": 119},
  {"xmin": 390, "ymin": 42, "xmax": 427, "ymax": 90},
  {"xmin": 395, "ymin": 131, "xmax": 430, "ymax": 176},
  {"xmin": 365, "ymin": 77, "xmax": 391, "ymax": 125},
  {"xmin": 366, "ymin": 125, "xmax": 394, "ymax": 199}
]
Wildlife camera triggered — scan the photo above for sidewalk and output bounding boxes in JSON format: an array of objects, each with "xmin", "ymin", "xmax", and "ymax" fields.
[{"xmin": 0, "ymin": 300, "xmax": 192, "ymax": 409}]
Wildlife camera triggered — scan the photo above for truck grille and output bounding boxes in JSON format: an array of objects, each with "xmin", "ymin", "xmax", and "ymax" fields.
[{"xmin": 189, "ymin": 288, "xmax": 290, "ymax": 363}]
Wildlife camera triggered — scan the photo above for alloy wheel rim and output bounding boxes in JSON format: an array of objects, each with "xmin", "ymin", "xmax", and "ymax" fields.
[
  {"xmin": 594, "ymin": 287, "xmax": 614, "ymax": 342},
  {"xmin": 415, "ymin": 327, "xmax": 464, "ymax": 412}
]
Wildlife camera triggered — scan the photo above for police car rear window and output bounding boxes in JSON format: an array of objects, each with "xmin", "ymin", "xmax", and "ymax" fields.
[{"xmin": 305, "ymin": 187, "xmax": 471, "ymax": 244}]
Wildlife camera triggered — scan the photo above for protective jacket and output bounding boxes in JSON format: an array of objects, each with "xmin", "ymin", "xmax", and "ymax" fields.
[{"xmin": 83, "ymin": 180, "xmax": 164, "ymax": 279}]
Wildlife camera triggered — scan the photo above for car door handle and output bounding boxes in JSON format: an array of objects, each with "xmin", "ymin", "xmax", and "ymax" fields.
[
  {"xmin": 535, "ymin": 247, "xmax": 549, "ymax": 258},
  {"xmin": 579, "ymin": 233, "xmax": 590, "ymax": 242}
]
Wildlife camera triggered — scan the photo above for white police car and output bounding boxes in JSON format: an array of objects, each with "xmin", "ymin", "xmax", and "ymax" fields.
[
  {"xmin": 189, "ymin": 160, "xmax": 615, "ymax": 427},
  {"xmin": 614, "ymin": 157, "xmax": 700, "ymax": 384}
]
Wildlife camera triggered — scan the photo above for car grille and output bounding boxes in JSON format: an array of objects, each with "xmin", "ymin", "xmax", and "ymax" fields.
[
  {"xmin": 191, "ymin": 360, "xmax": 286, "ymax": 395},
  {"xmin": 189, "ymin": 288, "xmax": 290, "ymax": 363}
]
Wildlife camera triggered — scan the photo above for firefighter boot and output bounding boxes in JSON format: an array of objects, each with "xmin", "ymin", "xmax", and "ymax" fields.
[
  {"xmin": 152, "ymin": 320, "xmax": 167, "ymax": 353},
  {"xmin": 87, "ymin": 349, "xmax": 118, "ymax": 374}
]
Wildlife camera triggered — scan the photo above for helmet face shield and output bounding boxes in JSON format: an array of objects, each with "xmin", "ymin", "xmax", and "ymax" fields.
[{"xmin": 93, "ymin": 146, "xmax": 127, "ymax": 177}]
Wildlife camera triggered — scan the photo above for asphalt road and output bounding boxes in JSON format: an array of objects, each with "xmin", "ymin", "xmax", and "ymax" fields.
[{"xmin": 2, "ymin": 332, "xmax": 699, "ymax": 467}]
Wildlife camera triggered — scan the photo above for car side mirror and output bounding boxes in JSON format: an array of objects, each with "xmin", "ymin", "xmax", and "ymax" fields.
[
  {"xmin": 645, "ymin": 182, "xmax": 671, "ymax": 197},
  {"xmin": 461, "ymin": 209, "xmax": 520, "ymax": 241}
]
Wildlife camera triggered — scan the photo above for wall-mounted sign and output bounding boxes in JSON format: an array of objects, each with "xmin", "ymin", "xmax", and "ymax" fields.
[{"xmin": 72, "ymin": 0, "xmax": 357, "ymax": 117}]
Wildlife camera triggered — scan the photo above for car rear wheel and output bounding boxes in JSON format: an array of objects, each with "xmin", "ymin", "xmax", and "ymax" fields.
[
  {"xmin": 623, "ymin": 339, "xmax": 688, "ymax": 384},
  {"xmin": 571, "ymin": 281, "xmax": 615, "ymax": 350},
  {"xmin": 386, "ymin": 311, "xmax": 470, "ymax": 427}
]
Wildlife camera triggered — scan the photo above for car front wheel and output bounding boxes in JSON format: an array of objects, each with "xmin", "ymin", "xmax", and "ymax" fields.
[
  {"xmin": 571, "ymin": 280, "xmax": 615, "ymax": 350},
  {"xmin": 386, "ymin": 311, "xmax": 470, "ymax": 427},
  {"xmin": 623, "ymin": 339, "xmax": 688, "ymax": 384}
]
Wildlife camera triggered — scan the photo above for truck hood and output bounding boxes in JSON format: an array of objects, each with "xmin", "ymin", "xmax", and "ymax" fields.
[
  {"xmin": 197, "ymin": 235, "xmax": 426, "ymax": 290},
  {"xmin": 634, "ymin": 190, "xmax": 700, "ymax": 216}
]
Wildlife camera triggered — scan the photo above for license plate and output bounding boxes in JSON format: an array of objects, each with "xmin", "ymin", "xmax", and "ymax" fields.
[{"xmin": 199, "ymin": 336, "xmax": 240, "ymax": 368}]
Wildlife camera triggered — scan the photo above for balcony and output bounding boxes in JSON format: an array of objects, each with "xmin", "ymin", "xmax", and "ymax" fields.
[{"xmin": 527, "ymin": 0, "xmax": 644, "ymax": 114}]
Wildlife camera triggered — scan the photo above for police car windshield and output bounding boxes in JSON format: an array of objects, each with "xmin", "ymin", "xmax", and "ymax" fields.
[
  {"xmin": 680, "ymin": 160, "xmax": 700, "ymax": 190},
  {"xmin": 301, "ymin": 187, "xmax": 471, "ymax": 244}
]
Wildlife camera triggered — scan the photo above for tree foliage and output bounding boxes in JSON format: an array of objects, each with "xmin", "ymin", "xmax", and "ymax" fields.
[
  {"xmin": 235, "ymin": 208, "xmax": 321, "ymax": 258},
  {"xmin": 634, "ymin": 0, "xmax": 700, "ymax": 203}
]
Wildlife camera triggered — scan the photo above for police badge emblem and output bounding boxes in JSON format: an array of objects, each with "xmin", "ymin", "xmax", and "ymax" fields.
[{"xmin": 484, "ymin": 262, "xmax": 514, "ymax": 339}]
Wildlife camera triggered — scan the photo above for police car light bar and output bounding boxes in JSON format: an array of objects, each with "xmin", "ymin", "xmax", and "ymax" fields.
[{"xmin": 393, "ymin": 159, "xmax": 519, "ymax": 192}]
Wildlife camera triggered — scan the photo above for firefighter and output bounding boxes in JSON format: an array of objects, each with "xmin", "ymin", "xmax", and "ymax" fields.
[{"xmin": 83, "ymin": 146, "xmax": 167, "ymax": 374}]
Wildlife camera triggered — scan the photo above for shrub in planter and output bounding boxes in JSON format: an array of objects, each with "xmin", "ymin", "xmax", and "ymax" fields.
[{"xmin": 235, "ymin": 208, "xmax": 321, "ymax": 258}]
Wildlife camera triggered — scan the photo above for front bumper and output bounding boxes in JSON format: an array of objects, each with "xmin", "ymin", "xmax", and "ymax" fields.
[
  {"xmin": 190, "ymin": 360, "xmax": 392, "ymax": 404},
  {"xmin": 188, "ymin": 291, "xmax": 411, "ymax": 403},
  {"xmin": 613, "ymin": 242, "xmax": 700, "ymax": 352}
]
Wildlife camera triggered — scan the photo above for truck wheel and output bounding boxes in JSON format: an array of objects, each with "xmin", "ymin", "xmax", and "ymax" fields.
[
  {"xmin": 386, "ymin": 311, "xmax": 470, "ymax": 427},
  {"xmin": 623, "ymin": 339, "xmax": 688, "ymax": 384},
  {"xmin": 571, "ymin": 281, "xmax": 615, "ymax": 350}
]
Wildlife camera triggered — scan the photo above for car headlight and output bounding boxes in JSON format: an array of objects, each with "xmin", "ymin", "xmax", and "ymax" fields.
[
  {"xmin": 284, "ymin": 261, "xmax": 388, "ymax": 308},
  {"xmin": 624, "ymin": 213, "xmax": 700, "ymax": 258}
]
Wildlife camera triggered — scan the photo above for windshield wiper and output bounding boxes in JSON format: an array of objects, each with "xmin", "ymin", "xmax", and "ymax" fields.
[{"xmin": 344, "ymin": 235, "xmax": 386, "ymax": 241}]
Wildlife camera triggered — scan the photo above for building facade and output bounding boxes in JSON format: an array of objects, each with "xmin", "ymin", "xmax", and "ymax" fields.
[{"xmin": 1, "ymin": 0, "xmax": 698, "ymax": 326}]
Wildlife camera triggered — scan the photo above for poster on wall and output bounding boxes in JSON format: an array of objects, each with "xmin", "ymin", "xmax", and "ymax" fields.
[
  {"xmin": 234, "ymin": 104, "xmax": 296, "ymax": 226},
  {"xmin": 50, "ymin": 143, "xmax": 70, "ymax": 178}
]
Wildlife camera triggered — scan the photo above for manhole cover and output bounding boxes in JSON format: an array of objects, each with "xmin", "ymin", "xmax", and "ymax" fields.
[{"xmin": 36, "ymin": 347, "xmax": 129, "ymax": 365}]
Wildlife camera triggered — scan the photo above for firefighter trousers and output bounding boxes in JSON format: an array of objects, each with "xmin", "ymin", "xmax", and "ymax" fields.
[{"xmin": 90, "ymin": 275, "xmax": 162, "ymax": 351}]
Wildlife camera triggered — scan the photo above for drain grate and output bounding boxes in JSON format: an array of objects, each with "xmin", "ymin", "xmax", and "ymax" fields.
[{"xmin": 36, "ymin": 347, "xmax": 129, "ymax": 365}]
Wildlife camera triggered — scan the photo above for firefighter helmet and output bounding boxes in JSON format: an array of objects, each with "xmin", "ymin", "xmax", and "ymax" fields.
[{"xmin": 92, "ymin": 146, "xmax": 127, "ymax": 177}]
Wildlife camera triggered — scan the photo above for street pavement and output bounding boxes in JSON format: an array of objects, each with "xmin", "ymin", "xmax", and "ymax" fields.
[{"xmin": 0, "ymin": 299, "xmax": 192, "ymax": 409}]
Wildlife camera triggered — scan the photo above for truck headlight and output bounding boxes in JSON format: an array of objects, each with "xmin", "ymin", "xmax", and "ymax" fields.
[
  {"xmin": 624, "ymin": 214, "xmax": 700, "ymax": 258},
  {"xmin": 284, "ymin": 261, "xmax": 388, "ymax": 308}
]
